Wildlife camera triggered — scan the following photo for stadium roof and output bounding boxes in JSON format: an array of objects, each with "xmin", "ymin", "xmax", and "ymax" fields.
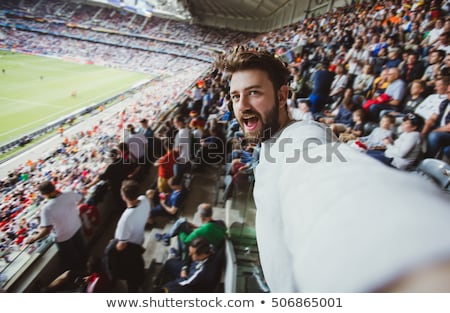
[
  {"xmin": 185, "ymin": 0, "xmax": 295, "ymax": 20},
  {"xmin": 182, "ymin": 0, "xmax": 332, "ymax": 32},
  {"xmin": 85, "ymin": 0, "xmax": 331, "ymax": 32}
]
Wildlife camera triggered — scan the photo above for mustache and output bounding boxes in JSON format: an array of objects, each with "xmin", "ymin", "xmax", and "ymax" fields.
[{"xmin": 240, "ymin": 110, "xmax": 261, "ymax": 119}]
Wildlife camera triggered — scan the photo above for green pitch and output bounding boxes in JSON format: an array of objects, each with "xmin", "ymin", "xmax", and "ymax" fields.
[{"xmin": 0, "ymin": 51, "xmax": 150, "ymax": 145}]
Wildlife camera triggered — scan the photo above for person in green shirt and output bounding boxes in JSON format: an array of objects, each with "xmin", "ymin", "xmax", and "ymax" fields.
[{"xmin": 155, "ymin": 203, "xmax": 227, "ymax": 255}]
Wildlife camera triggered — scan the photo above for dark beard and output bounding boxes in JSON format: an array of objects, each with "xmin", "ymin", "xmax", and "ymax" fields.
[{"xmin": 243, "ymin": 97, "xmax": 280, "ymax": 144}]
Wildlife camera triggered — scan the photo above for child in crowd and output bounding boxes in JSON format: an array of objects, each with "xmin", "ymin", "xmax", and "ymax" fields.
[
  {"xmin": 338, "ymin": 109, "xmax": 365, "ymax": 142},
  {"xmin": 289, "ymin": 101, "xmax": 313, "ymax": 121},
  {"xmin": 357, "ymin": 113, "xmax": 395, "ymax": 150}
]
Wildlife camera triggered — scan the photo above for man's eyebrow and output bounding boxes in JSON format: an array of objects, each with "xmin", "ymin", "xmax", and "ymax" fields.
[{"xmin": 230, "ymin": 84, "xmax": 262, "ymax": 94}]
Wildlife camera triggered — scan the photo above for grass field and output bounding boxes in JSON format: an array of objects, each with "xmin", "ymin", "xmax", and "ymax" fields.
[{"xmin": 0, "ymin": 51, "xmax": 150, "ymax": 145}]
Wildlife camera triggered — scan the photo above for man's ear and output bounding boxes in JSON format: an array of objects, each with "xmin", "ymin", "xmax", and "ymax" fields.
[{"xmin": 278, "ymin": 85, "xmax": 289, "ymax": 109}]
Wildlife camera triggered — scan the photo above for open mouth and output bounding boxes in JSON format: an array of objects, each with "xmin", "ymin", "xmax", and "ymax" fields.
[{"xmin": 242, "ymin": 113, "xmax": 259, "ymax": 131}]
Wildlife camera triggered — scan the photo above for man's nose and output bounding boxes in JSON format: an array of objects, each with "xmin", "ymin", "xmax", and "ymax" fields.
[{"xmin": 234, "ymin": 94, "xmax": 251, "ymax": 112}]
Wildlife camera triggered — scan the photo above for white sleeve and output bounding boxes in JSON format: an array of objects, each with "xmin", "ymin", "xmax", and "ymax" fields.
[
  {"xmin": 385, "ymin": 132, "xmax": 419, "ymax": 158},
  {"xmin": 277, "ymin": 143, "xmax": 450, "ymax": 292}
]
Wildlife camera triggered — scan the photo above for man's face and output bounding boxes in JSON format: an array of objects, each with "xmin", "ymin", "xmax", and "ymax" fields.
[
  {"xmin": 189, "ymin": 246, "xmax": 200, "ymax": 261},
  {"xmin": 230, "ymin": 69, "xmax": 282, "ymax": 142},
  {"xmin": 174, "ymin": 120, "xmax": 183, "ymax": 129},
  {"xmin": 435, "ymin": 80, "xmax": 447, "ymax": 95},
  {"xmin": 445, "ymin": 55, "xmax": 450, "ymax": 67},
  {"xmin": 387, "ymin": 69, "xmax": 398, "ymax": 82},
  {"xmin": 429, "ymin": 52, "xmax": 439, "ymax": 64}
]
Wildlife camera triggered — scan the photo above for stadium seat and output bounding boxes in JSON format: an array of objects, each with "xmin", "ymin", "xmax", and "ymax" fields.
[{"xmin": 415, "ymin": 158, "xmax": 450, "ymax": 192}]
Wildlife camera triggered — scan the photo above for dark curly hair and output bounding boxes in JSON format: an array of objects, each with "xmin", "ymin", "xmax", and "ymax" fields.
[{"xmin": 216, "ymin": 48, "xmax": 290, "ymax": 92}]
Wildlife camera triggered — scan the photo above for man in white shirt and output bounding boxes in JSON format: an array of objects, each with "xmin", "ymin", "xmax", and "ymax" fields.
[
  {"xmin": 423, "ymin": 84, "xmax": 450, "ymax": 158},
  {"xmin": 104, "ymin": 180, "xmax": 150, "ymax": 292},
  {"xmin": 26, "ymin": 181, "xmax": 86, "ymax": 271},
  {"xmin": 126, "ymin": 124, "xmax": 147, "ymax": 163},
  {"xmin": 343, "ymin": 37, "xmax": 369, "ymax": 82},
  {"xmin": 415, "ymin": 76, "xmax": 449, "ymax": 120},
  {"xmin": 219, "ymin": 48, "xmax": 450, "ymax": 292},
  {"xmin": 173, "ymin": 115, "xmax": 192, "ymax": 181}
]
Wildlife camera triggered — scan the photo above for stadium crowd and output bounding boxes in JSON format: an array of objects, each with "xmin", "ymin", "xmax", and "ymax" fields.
[{"xmin": 1, "ymin": 0, "xmax": 450, "ymax": 292}]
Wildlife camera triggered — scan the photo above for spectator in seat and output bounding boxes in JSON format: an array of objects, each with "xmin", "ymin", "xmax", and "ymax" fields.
[
  {"xmin": 289, "ymin": 101, "xmax": 313, "ymax": 121},
  {"xmin": 352, "ymin": 64, "xmax": 375, "ymax": 107},
  {"xmin": 399, "ymin": 50, "xmax": 424, "ymax": 84},
  {"xmin": 415, "ymin": 76, "xmax": 449, "ymax": 121},
  {"xmin": 343, "ymin": 36, "xmax": 369, "ymax": 85},
  {"xmin": 365, "ymin": 67, "xmax": 406, "ymax": 121},
  {"xmin": 320, "ymin": 88, "xmax": 358, "ymax": 136},
  {"xmin": 421, "ymin": 50, "xmax": 446, "ymax": 94},
  {"xmin": 160, "ymin": 236, "xmax": 223, "ymax": 293},
  {"xmin": 337, "ymin": 109, "xmax": 365, "ymax": 143},
  {"xmin": 367, "ymin": 112, "xmax": 424, "ymax": 169},
  {"xmin": 154, "ymin": 203, "xmax": 227, "ymax": 259},
  {"xmin": 423, "ymin": 84, "xmax": 450, "ymax": 158},
  {"xmin": 358, "ymin": 113, "xmax": 395, "ymax": 150},
  {"xmin": 147, "ymin": 176, "xmax": 187, "ymax": 220},
  {"xmin": 328, "ymin": 64, "xmax": 348, "ymax": 105}
]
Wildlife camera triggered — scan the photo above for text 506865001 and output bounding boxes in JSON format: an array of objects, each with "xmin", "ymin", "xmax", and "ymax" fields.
[{"xmin": 271, "ymin": 297, "xmax": 343, "ymax": 308}]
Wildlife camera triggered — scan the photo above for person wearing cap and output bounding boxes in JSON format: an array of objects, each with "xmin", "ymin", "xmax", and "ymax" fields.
[
  {"xmin": 367, "ymin": 112, "xmax": 424, "ymax": 169},
  {"xmin": 26, "ymin": 181, "xmax": 87, "ymax": 271}
]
